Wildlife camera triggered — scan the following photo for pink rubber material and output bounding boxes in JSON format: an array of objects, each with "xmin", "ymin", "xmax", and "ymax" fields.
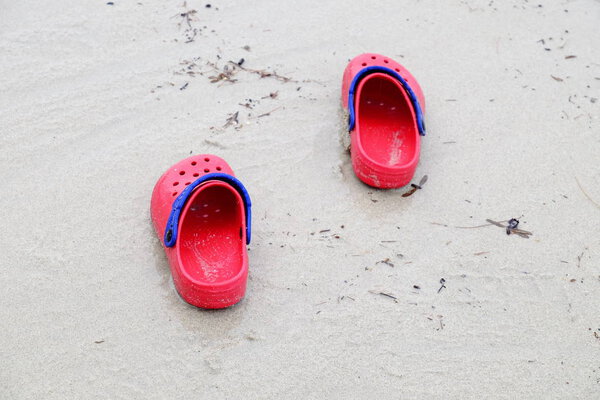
[
  {"xmin": 341, "ymin": 53, "xmax": 426, "ymax": 188},
  {"xmin": 150, "ymin": 155, "xmax": 248, "ymax": 309}
]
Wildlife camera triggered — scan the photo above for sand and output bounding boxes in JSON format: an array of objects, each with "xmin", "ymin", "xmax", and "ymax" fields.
[{"xmin": 1, "ymin": 0, "xmax": 599, "ymax": 398}]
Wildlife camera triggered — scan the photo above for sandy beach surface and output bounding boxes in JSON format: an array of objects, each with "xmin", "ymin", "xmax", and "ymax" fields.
[{"xmin": 1, "ymin": 0, "xmax": 599, "ymax": 398}]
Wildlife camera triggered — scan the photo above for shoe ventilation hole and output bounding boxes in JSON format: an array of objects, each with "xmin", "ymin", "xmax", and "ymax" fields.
[
  {"xmin": 204, "ymin": 157, "xmax": 210, "ymax": 162},
  {"xmin": 395, "ymin": 68, "xmax": 400, "ymax": 72},
  {"xmin": 173, "ymin": 182, "xmax": 179, "ymax": 186},
  {"xmin": 172, "ymin": 192, "xmax": 178, "ymax": 196},
  {"xmin": 216, "ymin": 166, "xmax": 222, "ymax": 171},
  {"xmin": 384, "ymin": 59, "xmax": 389, "ymax": 63},
  {"xmin": 204, "ymin": 168, "xmax": 210, "ymax": 173},
  {"xmin": 361, "ymin": 62, "xmax": 367, "ymax": 66},
  {"xmin": 185, "ymin": 182, "xmax": 191, "ymax": 186},
  {"xmin": 191, "ymin": 161, "xmax": 197, "ymax": 166},
  {"xmin": 179, "ymin": 171, "xmax": 185, "ymax": 175},
  {"xmin": 193, "ymin": 173, "xmax": 199, "ymax": 177},
  {"xmin": 371, "ymin": 56, "xmax": 376, "ymax": 59}
]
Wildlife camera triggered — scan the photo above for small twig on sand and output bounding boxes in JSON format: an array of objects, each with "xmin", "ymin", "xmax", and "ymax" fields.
[
  {"xmin": 486, "ymin": 219, "xmax": 532, "ymax": 238},
  {"xmin": 430, "ymin": 220, "xmax": 508, "ymax": 229},
  {"xmin": 376, "ymin": 258, "xmax": 395, "ymax": 267},
  {"xmin": 369, "ymin": 290, "xmax": 398, "ymax": 302},
  {"xmin": 432, "ymin": 219, "xmax": 531, "ymax": 238},
  {"xmin": 257, "ymin": 107, "xmax": 281, "ymax": 118},
  {"xmin": 261, "ymin": 91, "xmax": 279, "ymax": 99},
  {"xmin": 575, "ymin": 177, "xmax": 600, "ymax": 210}
]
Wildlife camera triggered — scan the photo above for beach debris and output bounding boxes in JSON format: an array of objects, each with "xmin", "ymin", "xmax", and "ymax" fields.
[
  {"xmin": 376, "ymin": 258, "xmax": 394, "ymax": 267},
  {"xmin": 565, "ymin": 55, "xmax": 576, "ymax": 59},
  {"xmin": 425, "ymin": 315, "xmax": 445, "ymax": 330},
  {"xmin": 402, "ymin": 175, "xmax": 428, "ymax": 197},
  {"xmin": 239, "ymin": 99, "xmax": 255, "ymax": 109},
  {"xmin": 257, "ymin": 107, "xmax": 280, "ymax": 118},
  {"xmin": 261, "ymin": 91, "xmax": 279, "ymax": 99},
  {"xmin": 174, "ymin": 57, "xmax": 204, "ymax": 78},
  {"xmin": 223, "ymin": 111, "xmax": 239, "ymax": 128},
  {"xmin": 228, "ymin": 61, "xmax": 294, "ymax": 82},
  {"xmin": 413, "ymin": 285, "xmax": 421, "ymax": 290},
  {"xmin": 485, "ymin": 219, "xmax": 532, "ymax": 238},
  {"xmin": 577, "ymin": 247, "xmax": 588, "ymax": 268},
  {"xmin": 204, "ymin": 60, "xmax": 294, "ymax": 85},
  {"xmin": 179, "ymin": 82, "xmax": 189, "ymax": 90},
  {"xmin": 369, "ymin": 290, "xmax": 398, "ymax": 302},
  {"xmin": 506, "ymin": 218, "xmax": 520, "ymax": 235},
  {"xmin": 242, "ymin": 45, "xmax": 251, "ymax": 51},
  {"xmin": 175, "ymin": 3, "xmax": 199, "ymax": 43},
  {"xmin": 177, "ymin": 3, "xmax": 197, "ymax": 28},
  {"xmin": 551, "ymin": 75, "xmax": 564, "ymax": 82},
  {"xmin": 437, "ymin": 278, "xmax": 446, "ymax": 293},
  {"xmin": 208, "ymin": 62, "xmax": 238, "ymax": 84},
  {"xmin": 94, "ymin": 339, "xmax": 105, "ymax": 344}
]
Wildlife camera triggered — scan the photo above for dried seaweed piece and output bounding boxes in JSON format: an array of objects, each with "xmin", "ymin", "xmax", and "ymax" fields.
[
  {"xmin": 228, "ymin": 61, "xmax": 295, "ymax": 83},
  {"xmin": 208, "ymin": 63, "xmax": 239, "ymax": 83}
]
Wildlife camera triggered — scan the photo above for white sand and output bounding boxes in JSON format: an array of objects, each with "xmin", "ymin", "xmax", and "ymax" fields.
[{"xmin": 1, "ymin": 0, "xmax": 599, "ymax": 398}]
